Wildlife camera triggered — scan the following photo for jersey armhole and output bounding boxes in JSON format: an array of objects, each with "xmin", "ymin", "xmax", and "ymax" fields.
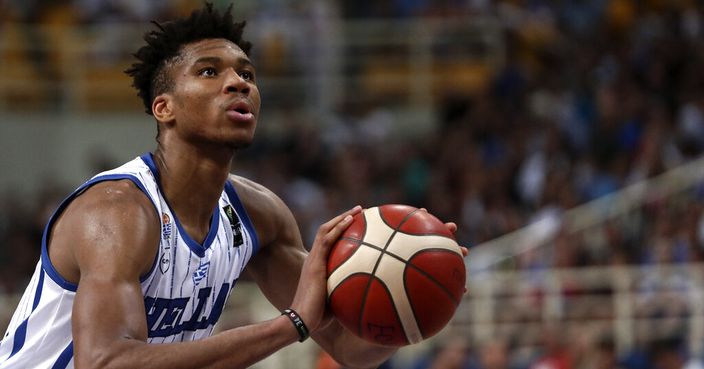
[{"xmin": 40, "ymin": 174, "xmax": 161, "ymax": 292}]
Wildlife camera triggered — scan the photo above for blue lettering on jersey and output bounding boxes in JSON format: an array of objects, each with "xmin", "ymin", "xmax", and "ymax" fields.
[{"xmin": 144, "ymin": 283, "xmax": 230, "ymax": 337}]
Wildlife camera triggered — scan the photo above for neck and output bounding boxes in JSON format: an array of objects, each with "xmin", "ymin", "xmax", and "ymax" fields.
[{"xmin": 153, "ymin": 142, "xmax": 234, "ymax": 242}]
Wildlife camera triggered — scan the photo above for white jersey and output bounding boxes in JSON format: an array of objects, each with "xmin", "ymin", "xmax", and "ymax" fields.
[{"xmin": 0, "ymin": 153, "xmax": 259, "ymax": 369}]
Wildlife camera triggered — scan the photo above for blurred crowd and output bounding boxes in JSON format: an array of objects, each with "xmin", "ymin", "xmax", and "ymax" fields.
[{"xmin": 4, "ymin": 0, "xmax": 704, "ymax": 368}]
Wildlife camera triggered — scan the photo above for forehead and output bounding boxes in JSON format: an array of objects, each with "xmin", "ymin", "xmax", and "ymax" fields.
[{"xmin": 178, "ymin": 38, "xmax": 248, "ymax": 63}]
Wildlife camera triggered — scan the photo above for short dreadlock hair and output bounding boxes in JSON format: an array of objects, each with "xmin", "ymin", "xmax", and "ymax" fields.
[{"xmin": 125, "ymin": 2, "xmax": 252, "ymax": 115}]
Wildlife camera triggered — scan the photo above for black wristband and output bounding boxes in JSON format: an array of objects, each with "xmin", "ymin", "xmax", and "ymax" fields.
[{"xmin": 282, "ymin": 308, "xmax": 309, "ymax": 342}]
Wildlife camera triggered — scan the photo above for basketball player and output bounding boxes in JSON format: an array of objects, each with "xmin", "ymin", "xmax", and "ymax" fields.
[{"xmin": 0, "ymin": 3, "xmax": 465, "ymax": 369}]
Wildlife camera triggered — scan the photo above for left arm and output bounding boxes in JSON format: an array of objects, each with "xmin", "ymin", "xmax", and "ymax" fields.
[{"xmin": 233, "ymin": 177, "xmax": 396, "ymax": 368}]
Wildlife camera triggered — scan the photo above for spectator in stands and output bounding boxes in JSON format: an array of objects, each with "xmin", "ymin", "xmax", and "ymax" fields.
[
  {"xmin": 73, "ymin": 0, "xmax": 171, "ymax": 63},
  {"xmin": 592, "ymin": 335, "xmax": 627, "ymax": 369},
  {"xmin": 411, "ymin": 335, "xmax": 472, "ymax": 369},
  {"xmin": 529, "ymin": 326, "xmax": 571, "ymax": 369},
  {"xmin": 476, "ymin": 338, "xmax": 510, "ymax": 369},
  {"xmin": 650, "ymin": 336, "xmax": 704, "ymax": 369}
]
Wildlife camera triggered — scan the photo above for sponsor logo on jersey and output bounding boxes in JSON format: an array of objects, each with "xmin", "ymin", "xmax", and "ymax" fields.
[
  {"xmin": 223, "ymin": 205, "xmax": 244, "ymax": 247},
  {"xmin": 162, "ymin": 213, "xmax": 173, "ymax": 240},
  {"xmin": 160, "ymin": 253, "xmax": 170, "ymax": 274},
  {"xmin": 160, "ymin": 212, "xmax": 172, "ymax": 274}
]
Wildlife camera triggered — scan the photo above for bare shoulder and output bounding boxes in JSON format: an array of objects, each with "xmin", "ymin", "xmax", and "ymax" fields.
[
  {"xmin": 50, "ymin": 179, "xmax": 161, "ymax": 282},
  {"xmin": 72, "ymin": 179, "xmax": 155, "ymax": 212},
  {"xmin": 66, "ymin": 180, "xmax": 159, "ymax": 230},
  {"xmin": 228, "ymin": 174, "xmax": 295, "ymax": 249}
]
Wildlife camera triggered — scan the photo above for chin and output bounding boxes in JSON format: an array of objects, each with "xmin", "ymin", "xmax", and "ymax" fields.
[
  {"xmin": 226, "ymin": 137, "xmax": 254, "ymax": 150},
  {"xmin": 228, "ymin": 142, "xmax": 252, "ymax": 151}
]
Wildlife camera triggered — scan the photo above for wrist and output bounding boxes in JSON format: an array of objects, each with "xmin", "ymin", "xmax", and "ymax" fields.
[{"xmin": 281, "ymin": 308, "xmax": 310, "ymax": 342}]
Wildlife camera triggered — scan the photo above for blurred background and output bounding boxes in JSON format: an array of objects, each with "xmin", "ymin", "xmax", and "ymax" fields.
[{"xmin": 2, "ymin": 0, "xmax": 704, "ymax": 368}]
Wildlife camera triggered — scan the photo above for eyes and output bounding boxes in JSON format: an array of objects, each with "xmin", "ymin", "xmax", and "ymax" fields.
[
  {"xmin": 239, "ymin": 70, "xmax": 254, "ymax": 81},
  {"xmin": 197, "ymin": 66, "xmax": 256, "ymax": 82},
  {"xmin": 198, "ymin": 67, "xmax": 217, "ymax": 77}
]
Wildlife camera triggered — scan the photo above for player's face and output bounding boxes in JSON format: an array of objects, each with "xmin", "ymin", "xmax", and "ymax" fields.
[{"xmin": 166, "ymin": 38, "xmax": 261, "ymax": 149}]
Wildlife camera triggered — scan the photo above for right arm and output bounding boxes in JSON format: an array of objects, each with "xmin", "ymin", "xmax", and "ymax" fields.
[{"xmin": 51, "ymin": 181, "xmax": 302, "ymax": 369}]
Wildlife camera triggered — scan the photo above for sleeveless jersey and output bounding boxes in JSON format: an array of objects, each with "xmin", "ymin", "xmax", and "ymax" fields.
[{"xmin": 0, "ymin": 153, "xmax": 259, "ymax": 369}]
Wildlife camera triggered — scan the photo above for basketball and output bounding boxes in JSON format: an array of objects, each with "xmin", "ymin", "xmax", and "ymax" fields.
[{"xmin": 326, "ymin": 204, "xmax": 466, "ymax": 346}]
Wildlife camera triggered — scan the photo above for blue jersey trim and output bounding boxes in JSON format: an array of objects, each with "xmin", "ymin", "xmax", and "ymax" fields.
[
  {"xmin": 140, "ymin": 153, "xmax": 223, "ymax": 258},
  {"xmin": 224, "ymin": 180, "xmax": 260, "ymax": 256},
  {"xmin": 41, "ymin": 174, "xmax": 159, "ymax": 292},
  {"xmin": 32, "ymin": 269, "xmax": 44, "ymax": 310},
  {"xmin": 4, "ymin": 269, "xmax": 44, "ymax": 363},
  {"xmin": 51, "ymin": 341, "xmax": 73, "ymax": 369},
  {"xmin": 9, "ymin": 320, "xmax": 27, "ymax": 360}
]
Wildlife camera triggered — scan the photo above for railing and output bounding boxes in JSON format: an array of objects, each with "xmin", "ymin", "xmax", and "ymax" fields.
[
  {"xmin": 468, "ymin": 155, "xmax": 704, "ymax": 274},
  {"xmin": 456, "ymin": 151, "xmax": 704, "ymax": 365},
  {"xmin": 462, "ymin": 264, "xmax": 704, "ymax": 357},
  {"xmin": 0, "ymin": 17, "xmax": 504, "ymax": 119},
  {"xmin": 1, "ymin": 263, "xmax": 702, "ymax": 368}
]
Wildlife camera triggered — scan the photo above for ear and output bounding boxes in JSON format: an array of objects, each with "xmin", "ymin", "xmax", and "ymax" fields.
[{"xmin": 152, "ymin": 94, "xmax": 175, "ymax": 124}]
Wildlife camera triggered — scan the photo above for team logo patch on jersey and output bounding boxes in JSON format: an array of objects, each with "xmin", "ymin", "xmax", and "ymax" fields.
[
  {"xmin": 223, "ymin": 205, "xmax": 244, "ymax": 247},
  {"xmin": 193, "ymin": 262, "xmax": 210, "ymax": 286}
]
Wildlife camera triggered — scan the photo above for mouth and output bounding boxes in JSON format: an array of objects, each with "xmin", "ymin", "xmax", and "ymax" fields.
[{"xmin": 226, "ymin": 101, "xmax": 255, "ymax": 122}]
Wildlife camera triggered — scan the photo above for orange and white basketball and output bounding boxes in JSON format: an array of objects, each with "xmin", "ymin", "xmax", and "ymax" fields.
[{"xmin": 326, "ymin": 204, "xmax": 466, "ymax": 346}]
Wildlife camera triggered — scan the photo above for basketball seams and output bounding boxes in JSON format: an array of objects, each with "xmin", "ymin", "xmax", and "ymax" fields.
[
  {"xmin": 327, "ymin": 237, "xmax": 364, "ymax": 276},
  {"xmin": 376, "ymin": 243, "xmax": 462, "ymax": 266},
  {"xmin": 376, "ymin": 206, "xmax": 421, "ymax": 234},
  {"xmin": 351, "ymin": 240, "xmax": 385, "ymax": 254},
  {"xmin": 327, "ymin": 245, "xmax": 381, "ymax": 297},
  {"xmin": 357, "ymin": 207, "xmax": 420, "ymax": 341},
  {"xmin": 347, "ymin": 239, "xmax": 461, "ymax": 270},
  {"xmin": 404, "ymin": 250, "xmax": 464, "ymax": 306},
  {"xmin": 327, "ymin": 212, "xmax": 368, "ymax": 276},
  {"xmin": 346, "ymin": 237, "xmax": 461, "ymax": 268},
  {"xmin": 328, "ymin": 272, "xmax": 374, "ymax": 299},
  {"xmin": 393, "ymin": 231, "xmax": 456, "ymax": 240},
  {"xmin": 357, "ymin": 207, "xmax": 419, "ymax": 344},
  {"xmin": 373, "ymin": 206, "xmax": 421, "ymax": 264},
  {"xmin": 361, "ymin": 276, "xmax": 408, "ymax": 345}
]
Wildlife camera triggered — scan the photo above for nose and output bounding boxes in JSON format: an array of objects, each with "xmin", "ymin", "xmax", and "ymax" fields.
[{"xmin": 223, "ymin": 69, "xmax": 250, "ymax": 95}]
